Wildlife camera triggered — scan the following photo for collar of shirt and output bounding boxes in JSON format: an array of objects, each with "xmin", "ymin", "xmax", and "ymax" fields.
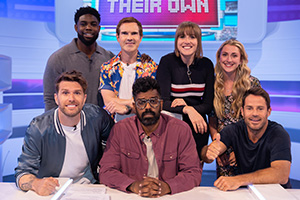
[
  {"xmin": 112, "ymin": 51, "xmax": 143, "ymax": 69},
  {"xmin": 71, "ymin": 38, "xmax": 101, "ymax": 55}
]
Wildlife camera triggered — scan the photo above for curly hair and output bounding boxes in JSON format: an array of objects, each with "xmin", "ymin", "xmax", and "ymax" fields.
[
  {"xmin": 74, "ymin": 6, "xmax": 100, "ymax": 24},
  {"xmin": 132, "ymin": 77, "xmax": 161, "ymax": 100},
  {"xmin": 214, "ymin": 39, "xmax": 251, "ymax": 119}
]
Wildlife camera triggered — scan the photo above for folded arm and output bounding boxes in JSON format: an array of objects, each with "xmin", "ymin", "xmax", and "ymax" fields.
[{"xmin": 101, "ymin": 89, "xmax": 134, "ymax": 115}]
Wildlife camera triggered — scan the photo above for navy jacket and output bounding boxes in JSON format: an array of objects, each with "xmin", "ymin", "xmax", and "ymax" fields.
[{"xmin": 15, "ymin": 104, "xmax": 114, "ymax": 186}]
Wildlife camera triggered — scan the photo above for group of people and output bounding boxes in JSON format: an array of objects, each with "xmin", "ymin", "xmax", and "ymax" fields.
[{"xmin": 14, "ymin": 6, "xmax": 291, "ymax": 198}]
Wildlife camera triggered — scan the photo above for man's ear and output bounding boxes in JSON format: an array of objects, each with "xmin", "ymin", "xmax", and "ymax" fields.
[
  {"xmin": 241, "ymin": 107, "xmax": 244, "ymax": 118},
  {"xmin": 116, "ymin": 33, "xmax": 120, "ymax": 42},
  {"xmin": 83, "ymin": 94, "xmax": 87, "ymax": 104},
  {"xmin": 54, "ymin": 93, "xmax": 58, "ymax": 105},
  {"xmin": 267, "ymin": 107, "xmax": 272, "ymax": 117},
  {"xmin": 74, "ymin": 24, "xmax": 78, "ymax": 32}
]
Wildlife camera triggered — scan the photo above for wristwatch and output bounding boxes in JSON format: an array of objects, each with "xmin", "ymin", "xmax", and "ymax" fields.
[{"xmin": 125, "ymin": 105, "xmax": 132, "ymax": 115}]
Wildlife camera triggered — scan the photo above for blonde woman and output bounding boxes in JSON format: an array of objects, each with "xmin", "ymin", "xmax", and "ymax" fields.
[
  {"xmin": 157, "ymin": 22, "xmax": 214, "ymax": 161},
  {"xmin": 209, "ymin": 39, "xmax": 260, "ymax": 177}
]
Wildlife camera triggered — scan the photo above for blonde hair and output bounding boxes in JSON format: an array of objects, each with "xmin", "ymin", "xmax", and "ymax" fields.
[
  {"xmin": 174, "ymin": 21, "xmax": 203, "ymax": 58},
  {"xmin": 214, "ymin": 39, "xmax": 251, "ymax": 119}
]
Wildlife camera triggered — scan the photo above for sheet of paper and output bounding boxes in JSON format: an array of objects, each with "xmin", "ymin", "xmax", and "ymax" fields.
[
  {"xmin": 61, "ymin": 184, "xmax": 108, "ymax": 200},
  {"xmin": 249, "ymin": 184, "xmax": 297, "ymax": 200}
]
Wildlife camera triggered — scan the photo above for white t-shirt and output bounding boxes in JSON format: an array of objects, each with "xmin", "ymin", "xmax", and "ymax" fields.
[
  {"xmin": 59, "ymin": 121, "xmax": 90, "ymax": 183},
  {"xmin": 116, "ymin": 61, "xmax": 137, "ymax": 122},
  {"xmin": 119, "ymin": 61, "xmax": 137, "ymax": 99},
  {"xmin": 143, "ymin": 135, "xmax": 159, "ymax": 178}
]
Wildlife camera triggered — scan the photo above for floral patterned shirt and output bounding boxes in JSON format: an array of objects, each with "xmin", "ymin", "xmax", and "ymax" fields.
[
  {"xmin": 213, "ymin": 75, "xmax": 261, "ymax": 177},
  {"xmin": 99, "ymin": 51, "xmax": 157, "ymax": 96}
]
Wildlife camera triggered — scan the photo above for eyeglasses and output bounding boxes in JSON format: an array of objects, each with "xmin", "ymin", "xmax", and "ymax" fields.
[{"xmin": 135, "ymin": 97, "xmax": 161, "ymax": 110}]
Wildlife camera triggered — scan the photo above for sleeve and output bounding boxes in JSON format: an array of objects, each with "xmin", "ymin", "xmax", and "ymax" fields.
[
  {"xmin": 137, "ymin": 53, "xmax": 157, "ymax": 79},
  {"xmin": 99, "ymin": 126, "xmax": 136, "ymax": 192},
  {"xmin": 165, "ymin": 125, "xmax": 202, "ymax": 194},
  {"xmin": 14, "ymin": 119, "xmax": 42, "ymax": 187},
  {"xmin": 148, "ymin": 60, "xmax": 158, "ymax": 79},
  {"xmin": 43, "ymin": 53, "xmax": 64, "ymax": 111},
  {"xmin": 192, "ymin": 58, "xmax": 215, "ymax": 115},
  {"xmin": 99, "ymin": 62, "xmax": 114, "ymax": 92},
  {"xmin": 270, "ymin": 125, "xmax": 291, "ymax": 162},
  {"xmin": 219, "ymin": 124, "xmax": 235, "ymax": 148},
  {"xmin": 157, "ymin": 55, "xmax": 183, "ymax": 113}
]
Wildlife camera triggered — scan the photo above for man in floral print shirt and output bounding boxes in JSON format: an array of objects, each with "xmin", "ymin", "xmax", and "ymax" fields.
[{"xmin": 99, "ymin": 17, "xmax": 157, "ymax": 120}]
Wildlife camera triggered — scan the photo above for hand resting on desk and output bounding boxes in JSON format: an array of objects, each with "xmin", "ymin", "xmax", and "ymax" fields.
[
  {"xmin": 128, "ymin": 176, "xmax": 171, "ymax": 198},
  {"xmin": 19, "ymin": 174, "xmax": 59, "ymax": 196}
]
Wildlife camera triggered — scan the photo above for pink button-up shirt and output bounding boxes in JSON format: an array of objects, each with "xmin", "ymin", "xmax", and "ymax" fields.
[{"xmin": 99, "ymin": 113, "xmax": 202, "ymax": 194}]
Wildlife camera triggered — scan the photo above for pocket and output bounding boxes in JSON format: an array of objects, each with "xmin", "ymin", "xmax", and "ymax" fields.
[
  {"xmin": 120, "ymin": 148, "xmax": 141, "ymax": 176},
  {"xmin": 162, "ymin": 152, "xmax": 177, "ymax": 179}
]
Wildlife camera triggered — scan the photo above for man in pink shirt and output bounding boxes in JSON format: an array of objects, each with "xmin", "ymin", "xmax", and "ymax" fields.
[{"xmin": 99, "ymin": 77, "xmax": 202, "ymax": 197}]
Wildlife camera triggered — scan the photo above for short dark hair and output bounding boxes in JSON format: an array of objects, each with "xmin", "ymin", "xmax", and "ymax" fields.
[
  {"xmin": 242, "ymin": 87, "xmax": 271, "ymax": 109},
  {"xmin": 74, "ymin": 6, "xmax": 100, "ymax": 24},
  {"xmin": 55, "ymin": 70, "xmax": 88, "ymax": 94},
  {"xmin": 116, "ymin": 17, "xmax": 143, "ymax": 37},
  {"xmin": 132, "ymin": 77, "xmax": 160, "ymax": 99}
]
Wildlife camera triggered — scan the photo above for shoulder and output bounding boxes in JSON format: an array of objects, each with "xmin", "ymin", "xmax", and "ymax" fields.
[
  {"xmin": 115, "ymin": 115, "xmax": 136, "ymax": 126},
  {"xmin": 137, "ymin": 51, "xmax": 157, "ymax": 67},
  {"xmin": 265, "ymin": 121, "xmax": 291, "ymax": 154},
  {"xmin": 83, "ymin": 103, "xmax": 109, "ymax": 118},
  {"xmin": 195, "ymin": 56, "xmax": 214, "ymax": 66},
  {"xmin": 221, "ymin": 120, "xmax": 245, "ymax": 134},
  {"xmin": 159, "ymin": 52, "xmax": 178, "ymax": 63},
  {"xmin": 110, "ymin": 116, "xmax": 138, "ymax": 136},
  {"xmin": 266, "ymin": 121, "xmax": 290, "ymax": 138},
  {"xmin": 102, "ymin": 54, "xmax": 119, "ymax": 67},
  {"xmin": 158, "ymin": 52, "xmax": 180, "ymax": 71},
  {"xmin": 249, "ymin": 75, "xmax": 261, "ymax": 86},
  {"xmin": 161, "ymin": 52, "xmax": 176, "ymax": 59},
  {"xmin": 27, "ymin": 110, "xmax": 55, "ymax": 135},
  {"xmin": 96, "ymin": 45, "xmax": 114, "ymax": 58},
  {"xmin": 48, "ymin": 40, "xmax": 76, "ymax": 59}
]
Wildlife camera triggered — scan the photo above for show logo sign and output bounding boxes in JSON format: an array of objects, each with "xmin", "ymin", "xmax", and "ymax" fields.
[{"xmin": 99, "ymin": 0, "xmax": 220, "ymax": 28}]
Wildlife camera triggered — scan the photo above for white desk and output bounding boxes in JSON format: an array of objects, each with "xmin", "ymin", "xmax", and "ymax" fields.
[{"xmin": 0, "ymin": 182, "xmax": 299, "ymax": 200}]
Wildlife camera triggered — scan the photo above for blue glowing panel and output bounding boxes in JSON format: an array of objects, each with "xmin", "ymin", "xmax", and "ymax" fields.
[
  {"xmin": 0, "ymin": 0, "xmax": 54, "ymax": 22},
  {"xmin": 4, "ymin": 79, "xmax": 43, "ymax": 93},
  {"xmin": 3, "ymin": 79, "xmax": 44, "ymax": 110},
  {"xmin": 268, "ymin": 0, "xmax": 300, "ymax": 22},
  {"xmin": 261, "ymin": 81, "xmax": 300, "ymax": 113}
]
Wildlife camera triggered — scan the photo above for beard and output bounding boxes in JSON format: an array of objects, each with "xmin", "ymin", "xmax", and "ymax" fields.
[
  {"xmin": 59, "ymin": 105, "xmax": 82, "ymax": 118},
  {"xmin": 77, "ymin": 32, "xmax": 99, "ymax": 46},
  {"xmin": 137, "ymin": 109, "xmax": 160, "ymax": 126},
  {"xmin": 247, "ymin": 120, "xmax": 268, "ymax": 135}
]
